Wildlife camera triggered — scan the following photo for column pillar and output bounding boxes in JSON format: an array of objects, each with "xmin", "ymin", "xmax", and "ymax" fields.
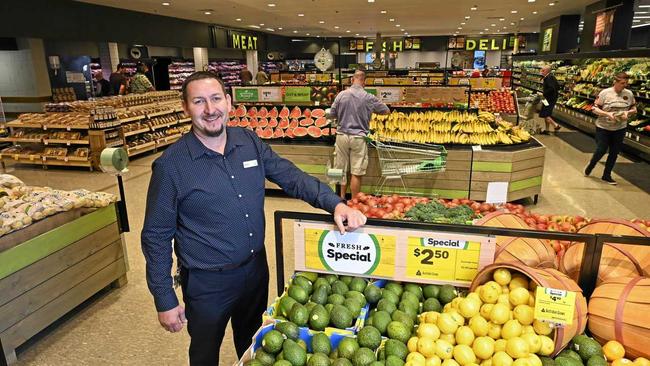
[
  {"xmin": 193, "ymin": 47, "xmax": 208, "ymax": 72},
  {"xmin": 99, "ymin": 42, "xmax": 119, "ymax": 77},
  {"xmin": 246, "ymin": 50, "xmax": 258, "ymax": 80}
]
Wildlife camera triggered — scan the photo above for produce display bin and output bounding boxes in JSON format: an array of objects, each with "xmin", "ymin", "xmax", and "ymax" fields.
[{"xmin": 0, "ymin": 203, "xmax": 128, "ymax": 365}]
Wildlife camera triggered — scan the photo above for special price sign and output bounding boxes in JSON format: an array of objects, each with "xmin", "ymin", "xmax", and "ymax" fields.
[
  {"xmin": 406, "ymin": 236, "xmax": 483, "ymax": 283},
  {"xmin": 294, "ymin": 221, "xmax": 494, "ymax": 286},
  {"xmin": 534, "ymin": 287, "xmax": 577, "ymax": 326}
]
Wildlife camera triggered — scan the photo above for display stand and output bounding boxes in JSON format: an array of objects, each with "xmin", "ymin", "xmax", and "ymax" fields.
[{"xmin": 0, "ymin": 204, "xmax": 128, "ymax": 365}]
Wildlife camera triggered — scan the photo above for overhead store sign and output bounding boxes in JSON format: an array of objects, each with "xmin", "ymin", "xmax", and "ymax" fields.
[
  {"xmin": 448, "ymin": 36, "xmax": 527, "ymax": 51},
  {"xmin": 349, "ymin": 38, "xmax": 421, "ymax": 52},
  {"xmin": 294, "ymin": 220, "xmax": 495, "ymax": 286},
  {"xmin": 228, "ymin": 31, "xmax": 258, "ymax": 50}
]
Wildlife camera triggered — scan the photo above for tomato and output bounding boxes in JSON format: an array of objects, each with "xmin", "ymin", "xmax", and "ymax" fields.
[
  {"xmin": 367, "ymin": 199, "xmax": 377, "ymax": 208},
  {"xmin": 479, "ymin": 203, "xmax": 492, "ymax": 212},
  {"xmin": 401, "ymin": 198, "xmax": 412, "ymax": 206},
  {"xmin": 382, "ymin": 213, "xmax": 392, "ymax": 219},
  {"xmin": 376, "ymin": 209, "xmax": 386, "ymax": 217},
  {"xmin": 470, "ymin": 202, "xmax": 481, "ymax": 210},
  {"xmin": 452, "ymin": 198, "xmax": 460, "ymax": 204},
  {"xmin": 351, "ymin": 198, "xmax": 359, "ymax": 204},
  {"xmin": 394, "ymin": 202, "xmax": 405, "ymax": 211}
]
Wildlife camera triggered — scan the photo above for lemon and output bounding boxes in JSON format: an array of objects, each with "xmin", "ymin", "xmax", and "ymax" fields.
[
  {"xmin": 426, "ymin": 312, "xmax": 441, "ymax": 324},
  {"xmin": 501, "ymin": 286, "xmax": 510, "ymax": 295},
  {"xmin": 406, "ymin": 361, "xmax": 422, "ymax": 366},
  {"xmin": 512, "ymin": 358, "xmax": 531, "ymax": 366},
  {"xmin": 419, "ymin": 337, "xmax": 439, "ymax": 358},
  {"xmin": 480, "ymin": 304, "xmax": 494, "ymax": 320},
  {"xmin": 456, "ymin": 326, "xmax": 476, "ymax": 346},
  {"xmin": 451, "ymin": 297, "xmax": 463, "ymax": 310},
  {"xmin": 444, "ymin": 303, "xmax": 453, "ymax": 312},
  {"xmin": 528, "ymin": 354, "xmax": 542, "ymax": 366},
  {"xmin": 467, "ymin": 292, "xmax": 482, "ymax": 304},
  {"xmin": 509, "ymin": 275, "xmax": 529, "ymax": 290},
  {"xmin": 604, "ymin": 340, "xmax": 626, "ymax": 361},
  {"xmin": 527, "ymin": 293, "xmax": 535, "ymax": 307},
  {"xmin": 480, "ymin": 282, "xmax": 501, "ymax": 304},
  {"xmin": 492, "ymin": 351, "xmax": 514, "ymax": 366},
  {"xmin": 473, "ymin": 336, "xmax": 496, "ymax": 360},
  {"xmin": 419, "ymin": 323, "xmax": 442, "ymax": 340},
  {"xmin": 501, "ymin": 320, "xmax": 523, "ymax": 340},
  {"xmin": 513, "ymin": 305, "xmax": 534, "ymax": 326},
  {"xmin": 454, "ymin": 344, "xmax": 477, "ymax": 366},
  {"xmin": 441, "ymin": 333, "xmax": 457, "ymax": 346},
  {"xmin": 436, "ymin": 339, "xmax": 455, "ymax": 360},
  {"xmin": 460, "ymin": 298, "xmax": 482, "ymax": 319},
  {"xmin": 487, "ymin": 323, "xmax": 502, "ymax": 340},
  {"xmin": 448, "ymin": 309, "xmax": 467, "ymax": 327},
  {"xmin": 442, "ymin": 359, "xmax": 461, "ymax": 366},
  {"xmin": 409, "ymin": 336, "xmax": 421, "ymax": 353},
  {"xmin": 481, "ymin": 360, "xmax": 493, "ymax": 366},
  {"xmin": 506, "ymin": 337, "xmax": 530, "ymax": 359},
  {"xmin": 490, "ymin": 304, "xmax": 511, "ymax": 325},
  {"xmin": 426, "ymin": 356, "xmax": 443, "ymax": 366},
  {"xmin": 521, "ymin": 326, "xmax": 535, "ymax": 335},
  {"xmin": 538, "ymin": 336, "xmax": 554, "ymax": 356},
  {"xmin": 494, "ymin": 339, "xmax": 508, "ymax": 353},
  {"xmin": 532, "ymin": 320, "xmax": 552, "ymax": 336},
  {"xmin": 509, "ymin": 288, "xmax": 530, "ymax": 307},
  {"xmin": 408, "ymin": 352, "xmax": 428, "ymax": 365},
  {"xmin": 612, "ymin": 359, "xmax": 634, "ymax": 366},
  {"xmin": 493, "ymin": 269, "xmax": 512, "ymax": 286},
  {"xmin": 520, "ymin": 333, "xmax": 541, "ymax": 354},
  {"xmin": 469, "ymin": 315, "xmax": 489, "ymax": 337},
  {"xmin": 634, "ymin": 358, "xmax": 650, "ymax": 366},
  {"xmin": 497, "ymin": 294, "xmax": 512, "ymax": 308},
  {"xmin": 438, "ymin": 313, "xmax": 460, "ymax": 335}
]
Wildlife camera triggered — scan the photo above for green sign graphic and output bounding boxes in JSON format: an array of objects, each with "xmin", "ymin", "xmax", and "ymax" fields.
[
  {"xmin": 284, "ymin": 87, "xmax": 311, "ymax": 102},
  {"xmin": 235, "ymin": 88, "xmax": 259, "ymax": 102},
  {"xmin": 317, "ymin": 230, "xmax": 382, "ymax": 275},
  {"xmin": 365, "ymin": 88, "xmax": 378, "ymax": 96}
]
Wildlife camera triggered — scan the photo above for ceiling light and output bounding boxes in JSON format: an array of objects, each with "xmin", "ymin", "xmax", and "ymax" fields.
[
  {"xmin": 293, "ymin": 30, "xmax": 298, "ymax": 33},
  {"xmin": 471, "ymin": 5, "xmax": 477, "ymax": 10},
  {"xmin": 458, "ymin": 27, "xmax": 463, "ymax": 29},
  {"xmin": 520, "ymin": 17, "xmax": 525, "ymax": 20},
  {"xmin": 499, "ymin": 18, "xmax": 505, "ymax": 21},
  {"xmin": 491, "ymin": 23, "xmax": 496, "ymax": 26},
  {"xmin": 640, "ymin": 5, "xmax": 650, "ymax": 8},
  {"xmin": 511, "ymin": 10, "xmax": 518, "ymax": 13},
  {"xmin": 334, "ymin": 26, "xmax": 340, "ymax": 29},
  {"xmin": 260, "ymin": 23, "xmax": 265, "ymax": 26},
  {"xmin": 634, "ymin": 19, "xmax": 642, "ymax": 22},
  {"xmin": 533, "ymin": 11, "xmax": 538, "ymax": 14},
  {"xmin": 204, "ymin": 11, "xmax": 211, "ymax": 15},
  {"xmin": 306, "ymin": 33, "xmax": 310, "ymax": 35},
  {"xmin": 511, "ymin": 22, "xmax": 515, "ymax": 25},
  {"xmin": 380, "ymin": 10, "xmax": 387, "ymax": 14},
  {"xmin": 267, "ymin": 3, "xmax": 276, "ymax": 6},
  {"xmin": 338, "ymin": 36, "xmax": 342, "ymax": 38},
  {"xmin": 317, "ymin": 35, "xmax": 320, "ymax": 38},
  {"xmin": 401, "ymin": 29, "xmax": 405, "ymax": 31},
  {"xmin": 461, "ymin": 22, "xmax": 466, "ymax": 25},
  {"xmin": 633, "ymin": 15, "xmax": 650, "ymax": 18},
  {"xmin": 484, "ymin": 28, "xmax": 489, "ymax": 30},
  {"xmin": 356, "ymin": 33, "xmax": 360, "ymax": 35},
  {"xmin": 298, "ymin": 13, "xmax": 304, "ymax": 16},
  {"xmin": 346, "ymin": 30, "xmax": 351, "ymax": 32},
  {"xmin": 278, "ymin": 27, "xmax": 283, "ymax": 30},
  {"xmin": 162, "ymin": 2, "xmax": 170, "ymax": 5},
  {"xmin": 266, "ymin": 28, "xmax": 275, "ymax": 31},
  {"xmin": 549, "ymin": 2, "xmax": 555, "ymax": 6},
  {"xmin": 368, "ymin": 0, "xmax": 375, "ymax": 2},
  {"xmin": 236, "ymin": 18, "xmax": 242, "ymax": 21},
  {"xmin": 636, "ymin": 11, "xmax": 649, "ymax": 14},
  {"xmin": 249, "ymin": 25, "xmax": 261, "ymax": 29},
  {"xmin": 465, "ymin": 16, "xmax": 471, "ymax": 19},
  {"xmin": 480, "ymin": 31, "xmax": 484, "ymax": 34},
  {"xmin": 389, "ymin": 18, "xmax": 395, "ymax": 21},
  {"xmin": 396, "ymin": 24, "xmax": 401, "ymax": 27},
  {"xmin": 528, "ymin": 0, "xmax": 535, "ymax": 2},
  {"xmin": 319, "ymin": 20, "xmax": 325, "ymax": 23},
  {"xmin": 632, "ymin": 23, "xmax": 650, "ymax": 27}
]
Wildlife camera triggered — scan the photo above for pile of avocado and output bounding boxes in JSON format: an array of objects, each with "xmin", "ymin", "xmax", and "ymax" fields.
[
  {"xmin": 276, "ymin": 272, "xmax": 380, "ymax": 331},
  {"xmin": 544, "ymin": 335, "xmax": 606, "ymax": 366}
]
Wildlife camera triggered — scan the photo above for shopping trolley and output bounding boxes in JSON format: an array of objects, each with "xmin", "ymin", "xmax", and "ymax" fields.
[
  {"xmin": 517, "ymin": 93, "xmax": 544, "ymax": 134},
  {"xmin": 369, "ymin": 136, "xmax": 447, "ymax": 196}
]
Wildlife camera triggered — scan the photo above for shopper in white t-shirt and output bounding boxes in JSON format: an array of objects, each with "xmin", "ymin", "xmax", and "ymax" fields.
[{"xmin": 584, "ymin": 72, "xmax": 637, "ymax": 185}]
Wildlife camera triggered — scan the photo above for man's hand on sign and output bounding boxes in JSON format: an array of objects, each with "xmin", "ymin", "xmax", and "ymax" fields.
[
  {"xmin": 158, "ymin": 305, "xmax": 187, "ymax": 333},
  {"xmin": 333, "ymin": 203, "xmax": 367, "ymax": 234}
]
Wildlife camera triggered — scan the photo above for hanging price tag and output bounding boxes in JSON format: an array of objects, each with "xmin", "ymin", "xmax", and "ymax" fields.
[
  {"xmin": 534, "ymin": 287, "xmax": 576, "ymax": 326},
  {"xmin": 405, "ymin": 236, "xmax": 482, "ymax": 283}
]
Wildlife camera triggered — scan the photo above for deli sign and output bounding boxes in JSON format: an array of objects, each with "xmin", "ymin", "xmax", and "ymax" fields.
[
  {"xmin": 228, "ymin": 31, "xmax": 258, "ymax": 50},
  {"xmin": 448, "ymin": 36, "xmax": 527, "ymax": 51}
]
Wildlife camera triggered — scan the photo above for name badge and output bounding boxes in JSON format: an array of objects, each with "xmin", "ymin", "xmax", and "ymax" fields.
[{"xmin": 243, "ymin": 159, "xmax": 258, "ymax": 168}]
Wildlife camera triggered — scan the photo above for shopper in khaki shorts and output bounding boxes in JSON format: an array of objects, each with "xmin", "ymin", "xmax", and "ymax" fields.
[{"xmin": 331, "ymin": 70, "xmax": 390, "ymax": 198}]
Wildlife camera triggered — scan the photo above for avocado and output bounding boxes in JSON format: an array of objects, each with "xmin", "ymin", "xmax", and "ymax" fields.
[
  {"xmin": 332, "ymin": 281, "xmax": 350, "ymax": 295},
  {"xmin": 262, "ymin": 329, "xmax": 285, "ymax": 354},
  {"xmin": 311, "ymin": 286, "xmax": 329, "ymax": 305},
  {"xmin": 289, "ymin": 285, "xmax": 309, "ymax": 304},
  {"xmin": 385, "ymin": 355, "xmax": 405, "ymax": 366},
  {"xmin": 587, "ymin": 356, "xmax": 607, "ymax": 366},
  {"xmin": 343, "ymin": 298, "xmax": 363, "ymax": 319},
  {"xmin": 255, "ymin": 348, "xmax": 277, "ymax": 366},
  {"xmin": 296, "ymin": 272, "xmax": 319, "ymax": 283},
  {"xmin": 438, "ymin": 285, "xmax": 458, "ymax": 305},
  {"xmin": 572, "ymin": 336, "xmax": 604, "ymax": 361},
  {"xmin": 349, "ymin": 278, "xmax": 368, "ymax": 293},
  {"xmin": 554, "ymin": 356, "xmax": 583, "ymax": 366},
  {"xmin": 275, "ymin": 321, "xmax": 300, "ymax": 341},
  {"xmin": 364, "ymin": 284, "xmax": 382, "ymax": 305},
  {"xmin": 404, "ymin": 283, "xmax": 423, "ymax": 301},
  {"xmin": 423, "ymin": 284, "xmax": 441, "ymax": 300},
  {"xmin": 422, "ymin": 297, "xmax": 442, "ymax": 312},
  {"xmin": 324, "ymin": 274, "xmax": 338, "ymax": 284},
  {"xmin": 283, "ymin": 339, "xmax": 307, "ymax": 366},
  {"xmin": 280, "ymin": 296, "xmax": 299, "ymax": 318},
  {"xmin": 376, "ymin": 299, "xmax": 397, "ymax": 315},
  {"xmin": 289, "ymin": 303, "xmax": 310, "ymax": 327},
  {"xmin": 340, "ymin": 276, "xmax": 353, "ymax": 285},
  {"xmin": 308, "ymin": 353, "xmax": 331, "ymax": 366},
  {"xmin": 386, "ymin": 321, "xmax": 411, "ymax": 343},
  {"xmin": 312, "ymin": 332, "xmax": 332, "ymax": 355},
  {"xmin": 328, "ymin": 294, "xmax": 346, "ymax": 305},
  {"xmin": 330, "ymin": 304, "xmax": 354, "ymax": 329},
  {"xmin": 370, "ymin": 310, "xmax": 392, "ymax": 335},
  {"xmin": 357, "ymin": 326, "xmax": 382, "ymax": 351},
  {"xmin": 384, "ymin": 339, "xmax": 408, "ymax": 360},
  {"xmin": 345, "ymin": 291, "xmax": 367, "ymax": 307},
  {"xmin": 332, "ymin": 359, "xmax": 353, "ymax": 366},
  {"xmin": 309, "ymin": 304, "xmax": 330, "ymax": 331},
  {"xmin": 557, "ymin": 350, "xmax": 582, "ymax": 363},
  {"xmin": 353, "ymin": 347, "xmax": 376, "ymax": 366},
  {"xmin": 381, "ymin": 290, "xmax": 400, "ymax": 305},
  {"xmin": 337, "ymin": 337, "xmax": 360, "ymax": 360},
  {"xmin": 384, "ymin": 282, "xmax": 403, "ymax": 297},
  {"xmin": 293, "ymin": 276, "xmax": 314, "ymax": 295}
]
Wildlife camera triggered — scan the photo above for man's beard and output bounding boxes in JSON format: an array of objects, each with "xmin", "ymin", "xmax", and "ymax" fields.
[{"xmin": 199, "ymin": 113, "xmax": 225, "ymax": 137}]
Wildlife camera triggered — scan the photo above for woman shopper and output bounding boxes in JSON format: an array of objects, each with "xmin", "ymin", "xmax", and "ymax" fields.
[
  {"xmin": 539, "ymin": 64, "xmax": 562, "ymax": 134},
  {"xmin": 584, "ymin": 72, "xmax": 637, "ymax": 185}
]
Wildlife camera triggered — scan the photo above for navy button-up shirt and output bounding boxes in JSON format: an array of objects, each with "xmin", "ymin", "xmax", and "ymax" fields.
[{"xmin": 141, "ymin": 127, "xmax": 343, "ymax": 311}]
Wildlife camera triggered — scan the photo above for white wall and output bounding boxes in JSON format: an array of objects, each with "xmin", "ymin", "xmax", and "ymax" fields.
[
  {"xmin": 0, "ymin": 38, "xmax": 50, "ymax": 97},
  {"xmin": 485, "ymin": 50, "xmax": 502, "ymax": 69},
  {"xmin": 395, "ymin": 51, "xmax": 447, "ymax": 69}
]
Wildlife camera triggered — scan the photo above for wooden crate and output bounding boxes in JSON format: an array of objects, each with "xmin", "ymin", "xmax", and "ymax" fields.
[{"xmin": 0, "ymin": 204, "xmax": 127, "ymax": 365}]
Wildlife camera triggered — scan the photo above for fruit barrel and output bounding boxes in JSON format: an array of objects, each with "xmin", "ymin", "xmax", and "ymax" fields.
[
  {"xmin": 560, "ymin": 219, "xmax": 650, "ymax": 284},
  {"xmin": 469, "ymin": 262, "xmax": 588, "ymax": 356},
  {"xmin": 588, "ymin": 276, "xmax": 650, "ymax": 359},
  {"xmin": 475, "ymin": 211, "xmax": 557, "ymax": 268}
]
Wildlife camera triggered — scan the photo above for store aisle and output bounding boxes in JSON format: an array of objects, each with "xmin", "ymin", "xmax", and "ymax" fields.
[{"xmin": 5, "ymin": 130, "xmax": 650, "ymax": 365}]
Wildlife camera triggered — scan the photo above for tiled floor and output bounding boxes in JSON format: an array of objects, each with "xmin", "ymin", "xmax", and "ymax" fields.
[{"xmin": 5, "ymin": 129, "xmax": 650, "ymax": 365}]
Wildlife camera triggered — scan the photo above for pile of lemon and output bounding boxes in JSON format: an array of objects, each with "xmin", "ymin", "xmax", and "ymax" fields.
[
  {"xmin": 602, "ymin": 340, "xmax": 650, "ymax": 366},
  {"xmin": 405, "ymin": 268, "xmax": 555, "ymax": 366}
]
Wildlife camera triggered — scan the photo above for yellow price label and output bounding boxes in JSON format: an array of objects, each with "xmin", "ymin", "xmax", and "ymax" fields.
[
  {"xmin": 534, "ymin": 287, "xmax": 576, "ymax": 325},
  {"xmin": 406, "ymin": 237, "xmax": 481, "ymax": 283}
]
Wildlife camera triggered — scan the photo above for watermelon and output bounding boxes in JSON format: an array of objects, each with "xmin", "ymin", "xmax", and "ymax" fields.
[
  {"xmin": 258, "ymin": 118, "xmax": 268, "ymax": 128},
  {"xmin": 285, "ymin": 128, "xmax": 295, "ymax": 139},
  {"xmin": 289, "ymin": 106, "xmax": 302, "ymax": 119},
  {"xmin": 289, "ymin": 119, "xmax": 300, "ymax": 129},
  {"xmin": 307, "ymin": 126, "xmax": 322, "ymax": 138},
  {"xmin": 262, "ymin": 127, "xmax": 274, "ymax": 139},
  {"xmin": 273, "ymin": 128, "xmax": 285, "ymax": 139},
  {"xmin": 239, "ymin": 117, "xmax": 250, "ymax": 128},
  {"xmin": 302, "ymin": 108, "xmax": 312, "ymax": 118},
  {"xmin": 269, "ymin": 107, "xmax": 279, "ymax": 118},
  {"xmin": 268, "ymin": 118, "xmax": 279, "ymax": 128},
  {"xmin": 321, "ymin": 128, "xmax": 330, "ymax": 136},
  {"xmin": 279, "ymin": 106, "xmax": 290, "ymax": 119},
  {"xmin": 255, "ymin": 127, "xmax": 264, "ymax": 137},
  {"xmin": 311, "ymin": 108, "xmax": 326, "ymax": 118},
  {"xmin": 249, "ymin": 118, "xmax": 259, "ymax": 128},
  {"xmin": 315, "ymin": 117, "xmax": 328, "ymax": 128},
  {"xmin": 247, "ymin": 107, "xmax": 258, "ymax": 118},
  {"xmin": 228, "ymin": 109, "xmax": 236, "ymax": 118},
  {"xmin": 258, "ymin": 107, "xmax": 268, "ymax": 118},
  {"xmin": 278, "ymin": 119, "xmax": 289, "ymax": 129},
  {"xmin": 235, "ymin": 105, "xmax": 247, "ymax": 118},
  {"xmin": 300, "ymin": 118, "xmax": 314, "ymax": 127},
  {"xmin": 330, "ymin": 127, "xmax": 337, "ymax": 135},
  {"xmin": 294, "ymin": 127, "xmax": 308, "ymax": 137},
  {"xmin": 228, "ymin": 117, "xmax": 239, "ymax": 127}
]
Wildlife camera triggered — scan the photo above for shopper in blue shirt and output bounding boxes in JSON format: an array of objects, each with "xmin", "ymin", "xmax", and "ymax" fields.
[{"xmin": 141, "ymin": 71, "xmax": 366, "ymax": 365}]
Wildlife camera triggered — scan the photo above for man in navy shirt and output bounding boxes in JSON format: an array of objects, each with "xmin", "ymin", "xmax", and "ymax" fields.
[{"xmin": 141, "ymin": 71, "xmax": 366, "ymax": 365}]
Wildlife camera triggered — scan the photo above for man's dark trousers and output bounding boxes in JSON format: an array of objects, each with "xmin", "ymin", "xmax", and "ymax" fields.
[{"xmin": 180, "ymin": 251, "xmax": 269, "ymax": 365}]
